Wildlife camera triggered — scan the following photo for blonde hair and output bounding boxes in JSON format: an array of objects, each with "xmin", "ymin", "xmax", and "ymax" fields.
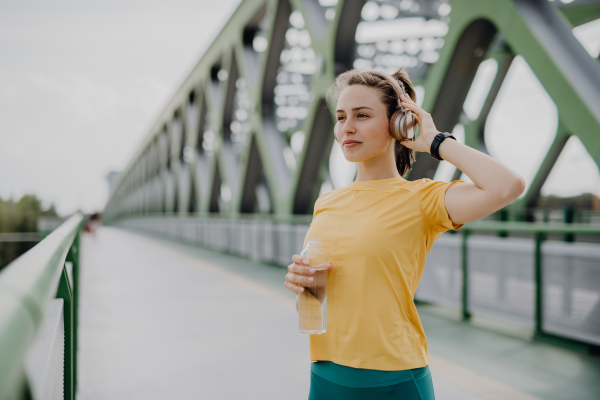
[{"xmin": 329, "ymin": 68, "xmax": 416, "ymax": 177}]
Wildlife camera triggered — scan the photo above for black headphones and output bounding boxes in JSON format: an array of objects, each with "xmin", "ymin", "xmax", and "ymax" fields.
[{"xmin": 334, "ymin": 71, "xmax": 416, "ymax": 142}]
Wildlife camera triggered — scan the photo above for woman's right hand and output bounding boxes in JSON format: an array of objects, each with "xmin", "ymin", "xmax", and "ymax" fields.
[{"xmin": 284, "ymin": 254, "xmax": 333, "ymax": 294}]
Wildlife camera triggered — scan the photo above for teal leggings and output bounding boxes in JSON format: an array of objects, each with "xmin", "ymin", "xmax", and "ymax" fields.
[{"xmin": 308, "ymin": 365, "xmax": 435, "ymax": 400}]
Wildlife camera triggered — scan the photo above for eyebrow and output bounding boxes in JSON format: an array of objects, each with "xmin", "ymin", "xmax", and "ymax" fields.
[{"xmin": 335, "ymin": 106, "xmax": 374, "ymax": 113}]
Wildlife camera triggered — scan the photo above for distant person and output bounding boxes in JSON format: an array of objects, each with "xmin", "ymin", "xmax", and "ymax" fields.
[
  {"xmin": 85, "ymin": 212, "xmax": 101, "ymax": 236},
  {"xmin": 284, "ymin": 69, "xmax": 525, "ymax": 399}
]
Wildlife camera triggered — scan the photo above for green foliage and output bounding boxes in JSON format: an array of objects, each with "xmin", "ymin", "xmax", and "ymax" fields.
[{"xmin": 0, "ymin": 194, "xmax": 59, "ymax": 270}]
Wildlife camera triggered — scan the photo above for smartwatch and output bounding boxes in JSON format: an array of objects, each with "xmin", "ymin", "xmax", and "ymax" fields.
[{"xmin": 430, "ymin": 132, "xmax": 456, "ymax": 161}]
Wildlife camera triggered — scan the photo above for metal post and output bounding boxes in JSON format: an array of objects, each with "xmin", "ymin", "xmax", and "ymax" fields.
[
  {"xmin": 70, "ymin": 231, "xmax": 80, "ymax": 391},
  {"xmin": 461, "ymin": 229, "xmax": 471, "ymax": 320},
  {"xmin": 498, "ymin": 208, "xmax": 508, "ymax": 237},
  {"xmin": 563, "ymin": 204, "xmax": 574, "ymax": 242},
  {"xmin": 534, "ymin": 231, "xmax": 546, "ymax": 337},
  {"xmin": 56, "ymin": 266, "xmax": 74, "ymax": 400}
]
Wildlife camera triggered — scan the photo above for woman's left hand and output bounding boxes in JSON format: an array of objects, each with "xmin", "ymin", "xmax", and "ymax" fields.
[{"xmin": 397, "ymin": 93, "xmax": 439, "ymax": 153}]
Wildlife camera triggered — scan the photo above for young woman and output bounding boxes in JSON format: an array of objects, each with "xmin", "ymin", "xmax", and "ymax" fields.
[{"xmin": 284, "ymin": 69, "xmax": 525, "ymax": 400}]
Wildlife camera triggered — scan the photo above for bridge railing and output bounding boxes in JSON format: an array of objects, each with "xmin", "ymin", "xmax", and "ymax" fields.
[
  {"xmin": 421, "ymin": 221, "xmax": 600, "ymax": 347},
  {"xmin": 0, "ymin": 214, "xmax": 83, "ymax": 400},
  {"xmin": 116, "ymin": 214, "xmax": 600, "ymax": 349}
]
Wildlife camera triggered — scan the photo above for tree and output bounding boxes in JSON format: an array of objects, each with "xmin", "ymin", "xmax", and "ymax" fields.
[{"xmin": 0, "ymin": 194, "xmax": 60, "ymax": 270}]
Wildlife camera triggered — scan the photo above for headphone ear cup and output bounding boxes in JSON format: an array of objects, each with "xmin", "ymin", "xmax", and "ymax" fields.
[
  {"xmin": 389, "ymin": 110, "xmax": 403, "ymax": 140},
  {"xmin": 402, "ymin": 112, "xmax": 416, "ymax": 140},
  {"xmin": 390, "ymin": 110, "xmax": 417, "ymax": 140}
]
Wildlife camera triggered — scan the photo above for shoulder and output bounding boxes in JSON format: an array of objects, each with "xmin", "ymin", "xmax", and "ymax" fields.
[
  {"xmin": 314, "ymin": 187, "xmax": 341, "ymax": 209},
  {"xmin": 413, "ymin": 178, "xmax": 465, "ymax": 208},
  {"xmin": 404, "ymin": 179, "xmax": 464, "ymax": 208},
  {"xmin": 316, "ymin": 188, "xmax": 339, "ymax": 204},
  {"xmin": 313, "ymin": 185, "xmax": 355, "ymax": 210},
  {"xmin": 408, "ymin": 178, "xmax": 460, "ymax": 192},
  {"xmin": 399, "ymin": 178, "xmax": 441, "ymax": 193}
]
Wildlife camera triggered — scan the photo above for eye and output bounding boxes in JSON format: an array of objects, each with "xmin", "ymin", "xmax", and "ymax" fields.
[
  {"xmin": 357, "ymin": 113, "xmax": 368, "ymax": 118},
  {"xmin": 337, "ymin": 115, "xmax": 345, "ymax": 121}
]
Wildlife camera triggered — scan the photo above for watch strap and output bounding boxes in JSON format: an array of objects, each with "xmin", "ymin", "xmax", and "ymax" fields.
[{"xmin": 430, "ymin": 132, "xmax": 456, "ymax": 161}]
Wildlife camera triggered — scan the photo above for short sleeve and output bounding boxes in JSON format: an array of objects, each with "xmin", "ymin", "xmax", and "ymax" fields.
[
  {"xmin": 311, "ymin": 189, "xmax": 333, "ymax": 222},
  {"xmin": 309, "ymin": 197, "xmax": 323, "ymax": 227},
  {"xmin": 311, "ymin": 197, "xmax": 322, "ymax": 220},
  {"xmin": 418, "ymin": 179, "xmax": 464, "ymax": 231}
]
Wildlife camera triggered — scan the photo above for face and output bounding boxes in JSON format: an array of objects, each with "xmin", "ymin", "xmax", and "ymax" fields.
[{"xmin": 335, "ymin": 85, "xmax": 395, "ymax": 163}]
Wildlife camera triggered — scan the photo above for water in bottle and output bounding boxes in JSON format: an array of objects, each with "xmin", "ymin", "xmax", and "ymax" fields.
[{"xmin": 299, "ymin": 239, "xmax": 328, "ymax": 334}]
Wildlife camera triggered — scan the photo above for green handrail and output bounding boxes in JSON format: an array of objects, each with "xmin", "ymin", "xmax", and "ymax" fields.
[
  {"xmin": 463, "ymin": 220, "xmax": 600, "ymax": 235},
  {"xmin": 459, "ymin": 220, "xmax": 600, "ymax": 341},
  {"xmin": 0, "ymin": 213, "xmax": 83, "ymax": 400},
  {"xmin": 116, "ymin": 211, "xmax": 314, "ymax": 225}
]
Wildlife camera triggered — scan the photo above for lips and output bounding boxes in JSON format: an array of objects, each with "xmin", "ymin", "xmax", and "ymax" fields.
[{"xmin": 343, "ymin": 140, "xmax": 361, "ymax": 148}]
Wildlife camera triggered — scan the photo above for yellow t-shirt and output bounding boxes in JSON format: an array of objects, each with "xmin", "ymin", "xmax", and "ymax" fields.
[{"xmin": 304, "ymin": 177, "xmax": 464, "ymax": 371}]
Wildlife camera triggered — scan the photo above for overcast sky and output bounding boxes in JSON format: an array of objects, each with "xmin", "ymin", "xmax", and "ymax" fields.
[
  {"xmin": 1, "ymin": 1, "xmax": 599, "ymax": 216},
  {"xmin": 0, "ymin": 0, "xmax": 241, "ymax": 214}
]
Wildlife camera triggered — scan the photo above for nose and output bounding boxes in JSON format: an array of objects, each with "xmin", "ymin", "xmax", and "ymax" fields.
[
  {"xmin": 334, "ymin": 119, "xmax": 354, "ymax": 143},
  {"xmin": 342, "ymin": 117, "xmax": 356, "ymax": 135}
]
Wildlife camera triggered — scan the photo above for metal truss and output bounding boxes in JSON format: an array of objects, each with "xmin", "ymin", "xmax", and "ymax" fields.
[{"xmin": 104, "ymin": 0, "xmax": 600, "ymax": 222}]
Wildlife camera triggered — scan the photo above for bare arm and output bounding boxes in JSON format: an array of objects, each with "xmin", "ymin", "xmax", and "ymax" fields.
[{"xmin": 400, "ymin": 94, "xmax": 525, "ymax": 225}]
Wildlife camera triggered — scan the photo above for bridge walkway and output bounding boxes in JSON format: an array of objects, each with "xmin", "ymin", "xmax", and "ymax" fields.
[{"xmin": 76, "ymin": 227, "xmax": 600, "ymax": 400}]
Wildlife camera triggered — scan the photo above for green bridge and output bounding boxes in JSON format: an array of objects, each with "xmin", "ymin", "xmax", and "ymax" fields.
[{"xmin": 2, "ymin": 0, "xmax": 600, "ymax": 399}]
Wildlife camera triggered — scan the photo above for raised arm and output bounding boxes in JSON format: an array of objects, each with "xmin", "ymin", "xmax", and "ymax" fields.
[{"xmin": 399, "ymin": 94, "xmax": 525, "ymax": 226}]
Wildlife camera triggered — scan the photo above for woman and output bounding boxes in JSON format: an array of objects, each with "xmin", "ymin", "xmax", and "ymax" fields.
[{"xmin": 284, "ymin": 69, "xmax": 525, "ymax": 399}]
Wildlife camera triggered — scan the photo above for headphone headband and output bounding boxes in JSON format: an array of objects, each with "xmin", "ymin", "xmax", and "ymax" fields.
[{"xmin": 369, "ymin": 71, "xmax": 405, "ymax": 109}]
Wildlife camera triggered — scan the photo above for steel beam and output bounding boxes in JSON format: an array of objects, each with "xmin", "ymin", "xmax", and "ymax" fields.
[{"xmin": 104, "ymin": 0, "xmax": 600, "ymax": 223}]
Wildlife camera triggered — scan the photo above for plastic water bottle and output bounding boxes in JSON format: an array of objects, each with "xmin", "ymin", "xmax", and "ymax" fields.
[{"xmin": 299, "ymin": 238, "xmax": 328, "ymax": 334}]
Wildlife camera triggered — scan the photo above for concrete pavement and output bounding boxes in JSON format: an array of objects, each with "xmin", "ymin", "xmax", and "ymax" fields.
[{"xmin": 77, "ymin": 227, "xmax": 599, "ymax": 399}]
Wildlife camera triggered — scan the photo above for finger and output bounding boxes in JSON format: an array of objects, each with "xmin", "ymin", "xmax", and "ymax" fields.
[
  {"xmin": 284, "ymin": 280, "xmax": 302, "ymax": 293},
  {"xmin": 312, "ymin": 262, "xmax": 333, "ymax": 271},
  {"xmin": 286, "ymin": 272, "xmax": 315, "ymax": 285},
  {"xmin": 288, "ymin": 263, "xmax": 316, "ymax": 275},
  {"xmin": 401, "ymin": 93, "xmax": 416, "ymax": 105},
  {"xmin": 291, "ymin": 254, "xmax": 309, "ymax": 266},
  {"xmin": 401, "ymin": 94, "xmax": 419, "ymax": 110},
  {"xmin": 401, "ymin": 100, "xmax": 422, "ymax": 114},
  {"xmin": 400, "ymin": 140, "xmax": 415, "ymax": 149},
  {"xmin": 284, "ymin": 280, "xmax": 304, "ymax": 294},
  {"xmin": 401, "ymin": 98, "xmax": 427, "ymax": 116}
]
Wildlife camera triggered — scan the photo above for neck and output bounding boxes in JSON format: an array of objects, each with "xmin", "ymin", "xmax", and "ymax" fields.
[{"xmin": 354, "ymin": 142, "xmax": 402, "ymax": 182}]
